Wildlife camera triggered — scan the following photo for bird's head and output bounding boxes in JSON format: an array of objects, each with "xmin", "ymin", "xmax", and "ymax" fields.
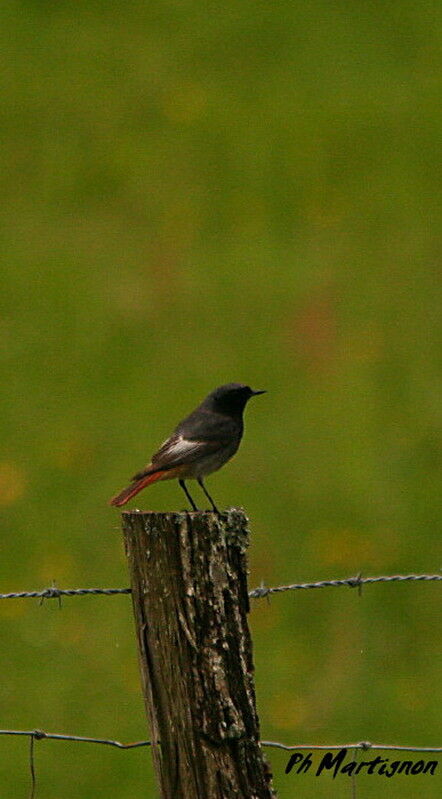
[{"xmin": 203, "ymin": 383, "xmax": 266, "ymax": 416}]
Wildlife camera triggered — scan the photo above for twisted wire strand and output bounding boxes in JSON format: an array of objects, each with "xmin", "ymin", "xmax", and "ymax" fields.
[
  {"xmin": 249, "ymin": 573, "xmax": 442, "ymax": 598},
  {"xmin": 261, "ymin": 740, "xmax": 442, "ymax": 752},
  {"xmin": 0, "ymin": 573, "xmax": 440, "ymax": 602},
  {"xmin": 0, "ymin": 729, "xmax": 150, "ymax": 749},
  {"xmin": 0, "ymin": 729, "xmax": 440, "ymax": 752},
  {"xmin": 0, "ymin": 587, "xmax": 131, "ymax": 600}
]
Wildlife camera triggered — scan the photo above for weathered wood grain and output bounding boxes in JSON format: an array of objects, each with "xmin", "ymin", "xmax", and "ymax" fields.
[{"xmin": 122, "ymin": 509, "xmax": 275, "ymax": 799}]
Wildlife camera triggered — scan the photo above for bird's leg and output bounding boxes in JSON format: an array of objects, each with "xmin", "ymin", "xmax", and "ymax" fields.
[
  {"xmin": 179, "ymin": 479, "xmax": 199, "ymax": 512},
  {"xmin": 198, "ymin": 478, "xmax": 220, "ymax": 514}
]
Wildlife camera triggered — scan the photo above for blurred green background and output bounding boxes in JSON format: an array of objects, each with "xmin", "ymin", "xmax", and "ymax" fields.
[{"xmin": 1, "ymin": 1, "xmax": 441, "ymax": 796}]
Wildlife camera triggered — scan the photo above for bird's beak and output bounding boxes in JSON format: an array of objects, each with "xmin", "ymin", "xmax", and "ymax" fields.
[{"xmin": 251, "ymin": 389, "xmax": 266, "ymax": 396}]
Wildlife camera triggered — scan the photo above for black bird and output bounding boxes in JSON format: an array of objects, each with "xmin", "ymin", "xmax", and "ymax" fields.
[{"xmin": 109, "ymin": 383, "xmax": 265, "ymax": 512}]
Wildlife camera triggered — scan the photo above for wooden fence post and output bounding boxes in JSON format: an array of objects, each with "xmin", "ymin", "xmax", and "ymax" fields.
[{"xmin": 122, "ymin": 508, "xmax": 275, "ymax": 799}]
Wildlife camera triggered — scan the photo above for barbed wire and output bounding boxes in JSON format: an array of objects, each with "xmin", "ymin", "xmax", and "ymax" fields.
[
  {"xmin": 0, "ymin": 587, "xmax": 131, "ymax": 602},
  {"xmin": 0, "ymin": 573, "xmax": 440, "ymax": 604},
  {"xmin": 249, "ymin": 572, "xmax": 442, "ymax": 598},
  {"xmin": 1, "ymin": 574, "xmax": 440, "ymax": 795}
]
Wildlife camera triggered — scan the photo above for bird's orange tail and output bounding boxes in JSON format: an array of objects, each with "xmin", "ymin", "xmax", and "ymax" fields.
[{"xmin": 109, "ymin": 471, "xmax": 167, "ymax": 507}]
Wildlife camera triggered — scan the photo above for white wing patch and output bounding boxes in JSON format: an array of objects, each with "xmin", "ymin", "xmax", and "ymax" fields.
[
  {"xmin": 152, "ymin": 434, "xmax": 219, "ymax": 469},
  {"xmin": 161, "ymin": 435, "xmax": 198, "ymax": 457},
  {"xmin": 132, "ymin": 434, "xmax": 223, "ymax": 482}
]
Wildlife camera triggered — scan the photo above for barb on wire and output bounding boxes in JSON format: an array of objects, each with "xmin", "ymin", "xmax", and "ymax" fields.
[
  {"xmin": 0, "ymin": 587, "xmax": 132, "ymax": 601},
  {"xmin": 0, "ymin": 573, "xmax": 440, "ymax": 604},
  {"xmin": 0, "ymin": 729, "xmax": 438, "ymax": 799},
  {"xmin": 0, "ymin": 729, "xmax": 151, "ymax": 749},
  {"xmin": 249, "ymin": 573, "xmax": 442, "ymax": 599},
  {"xmin": 0, "ymin": 728, "xmax": 440, "ymax": 753}
]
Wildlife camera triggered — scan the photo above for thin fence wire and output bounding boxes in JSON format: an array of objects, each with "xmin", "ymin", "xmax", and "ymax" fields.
[
  {"xmin": 0, "ymin": 587, "xmax": 131, "ymax": 601},
  {"xmin": 1, "ymin": 572, "xmax": 440, "ymax": 796},
  {"xmin": 0, "ymin": 729, "xmax": 151, "ymax": 749},
  {"xmin": 2, "ymin": 729, "xmax": 440, "ymax": 799},
  {"xmin": 261, "ymin": 740, "xmax": 442, "ymax": 753},
  {"xmin": 0, "ymin": 573, "xmax": 441, "ymax": 603},
  {"xmin": 1, "ymin": 729, "xmax": 437, "ymax": 799},
  {"xmin": 1, "ymin": 728, "xmax": 440, "ymax": 752},
  {"xmin": 249, "ymin": 572, "xmax": 442, "ymax": 598}
]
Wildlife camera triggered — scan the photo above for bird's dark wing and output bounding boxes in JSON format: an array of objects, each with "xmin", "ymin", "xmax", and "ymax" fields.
[
  {"xmin": 176, "ymin": 408, "xmax": 242, "ymax": 442},
  {"xmin": 131, "ymin": 434, "xmax": 224, "ymax": 480},
  {"xmin": 153, "ymin": 433, "xmax": 224, "ymax": 468},
  {"xmin": 131, "ymin": 409, "xmax": 242, "ymax": 481}
]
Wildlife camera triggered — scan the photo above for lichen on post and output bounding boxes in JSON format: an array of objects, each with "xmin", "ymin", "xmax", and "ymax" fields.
[{"xmin": 122, "ymin": 508, "xmax": 275, "ymax": 799}]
